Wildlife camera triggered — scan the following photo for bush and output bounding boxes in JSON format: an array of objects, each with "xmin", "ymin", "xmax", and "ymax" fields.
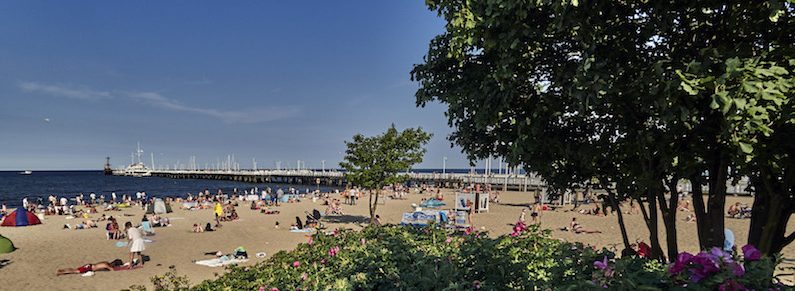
[
  {"xmin": 141, "ymin": 224, "xmax": 782, "ymax": 290},
  {"xmin": 191, "ymin": 224, "xmax": 604, "ymax": 290}
]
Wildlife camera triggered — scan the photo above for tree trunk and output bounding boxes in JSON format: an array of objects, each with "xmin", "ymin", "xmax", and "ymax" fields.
[
  {"xmin": 690, "ymin": 151, "xmax": 729, "ymax": 250},
  {"xmin": 604, "ymin": 186, "xmax": 631, "ymax": 251},
  {"xmin": 658, "ymin": 178, "xmax": 680, "ymax": 261},
  {"xmin": 748, "ymin": 170, "xmax": 794, "ymax": 255},
  {"xmin": 644, "ymin": 189, "xmax": 665, "ymax": 260},
  {"xmin": 369, "ymin": 189, "xmax": 380, "ymax": 224}
]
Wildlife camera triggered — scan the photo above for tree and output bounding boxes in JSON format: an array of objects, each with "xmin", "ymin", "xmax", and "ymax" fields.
[
  {"xmin": 412, "ymin": 0, "xmax": 793, "ymax": 258},
  {"xmin": 340, "ymin": 125, "xmax": 432, "ymax": 223},
  {"xmin": 680, "ymin": 57, "xmax": 795, "ymax": 255}
]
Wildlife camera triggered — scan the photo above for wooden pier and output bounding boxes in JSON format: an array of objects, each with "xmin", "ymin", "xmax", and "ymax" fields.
[
  {"xmin": 131, "ymin": 169, "xmax": 547, "ymax": 192},
  {"xmin": 115, "ymin": 169, "xmax": 753, "ymax": 196}
]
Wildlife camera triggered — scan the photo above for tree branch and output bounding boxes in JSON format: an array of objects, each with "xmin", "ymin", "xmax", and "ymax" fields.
[{"xmin": 783, "ymin": 230, "xmax": 795, "ymax": 247}]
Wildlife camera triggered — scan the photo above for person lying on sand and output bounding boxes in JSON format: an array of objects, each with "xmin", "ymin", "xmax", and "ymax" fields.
[
  {"xmin": 568, "ymin": 218, "xmax": 602, "ymax": 234},
  {"xmin": 684, "ymin": 213, "xmax": 696, "ymax": 223},
  {"xmin": 56, "ymin": 261, "xmax": 113, "ymax": 276},
  {"xmin": 193, "ymin": 223, "xmax": 204, "ymax": 233}
]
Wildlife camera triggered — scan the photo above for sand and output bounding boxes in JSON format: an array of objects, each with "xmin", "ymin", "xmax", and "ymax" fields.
[{"xmin": 1, "ymin": 190, "xmax": 793, "ymax": 290}]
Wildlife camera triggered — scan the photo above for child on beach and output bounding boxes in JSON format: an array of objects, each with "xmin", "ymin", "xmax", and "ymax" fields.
[{"xmin": 125, "ymin": 221, "xmax": 145, "ymax": 268}]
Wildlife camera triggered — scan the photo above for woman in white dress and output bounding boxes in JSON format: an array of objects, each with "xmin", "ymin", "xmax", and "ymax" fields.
[{"xmin": 125, "ymin": 221, "xmax": 145, "ymax": 268}]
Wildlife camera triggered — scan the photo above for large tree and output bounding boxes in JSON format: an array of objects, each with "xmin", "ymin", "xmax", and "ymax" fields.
[
  {"xmin": 413, "ymin": 0, "xmax": 793, "ymax": 258},
  {"xmin": 340, "ymin": 125, "xmax": 432, "ymax": 223}
]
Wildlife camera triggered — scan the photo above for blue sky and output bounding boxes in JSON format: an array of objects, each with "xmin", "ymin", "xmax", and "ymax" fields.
[{"xmin": 0, "ymin": 1, "xmax": 490, "ymax": 171}]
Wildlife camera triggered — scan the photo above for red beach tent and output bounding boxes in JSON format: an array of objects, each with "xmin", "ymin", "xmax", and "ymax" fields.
[{"xmin": 1, "ymin": 207, "xmax": 42, "ymax": 227}]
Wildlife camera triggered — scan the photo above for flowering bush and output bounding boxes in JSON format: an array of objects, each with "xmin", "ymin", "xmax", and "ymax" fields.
[
  {"xmin": 571, "ymin": 244, "xmax": 783, "ymax": 290},
  {"xmin": 189, "ymin": 224, "xmax": 605, "ymax": 290},
  {"xmin": 143, "ymin": 225, "xmax": 782, "ymax": 290}
]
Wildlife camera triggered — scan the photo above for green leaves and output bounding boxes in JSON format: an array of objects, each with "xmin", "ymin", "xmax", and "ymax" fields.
[{"xmin": 340, "ymin": 125, "xmax": 432, "ymax": 190}]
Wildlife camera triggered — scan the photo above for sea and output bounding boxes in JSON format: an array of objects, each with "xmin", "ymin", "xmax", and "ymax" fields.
[{"xmin": 0, "ymin": 168, "xmax": 503, "ymax": 208}]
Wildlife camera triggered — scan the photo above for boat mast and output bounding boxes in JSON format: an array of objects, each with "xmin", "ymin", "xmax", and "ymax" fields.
[{"xmin": 136, "ymin": 142, "xmax": 144, "ymax": 165}]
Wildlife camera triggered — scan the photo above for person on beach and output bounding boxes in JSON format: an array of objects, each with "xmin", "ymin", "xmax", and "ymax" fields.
[
  {"xmin": 125, "ymin": 221, "xmax": 145, "ymax": 268},
  {"xmin": 531, "ymin": 203, "xmax": 542, "ymax": 224},
  {"xmin": 568, "ymin": 217, "xmax": 601, "ymax": 234},
  {"xmin": 519, "ymin": 208, "xmax": 527, "ymax": 223},
  {"xmin": 214, "ymin": 199, "xmax": 223, "ymax": 227},
  {"xmin": 56, "ymin": 261, "xmax": 114, "ymax": 276},
  {"xmin": 193, "ymin": 223, "xmax": 204, "ymax": 233}
]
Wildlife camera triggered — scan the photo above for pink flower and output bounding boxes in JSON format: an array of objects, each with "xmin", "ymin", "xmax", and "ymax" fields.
[
  {"xmin": 594, "ymin": 256, "xmax": 609, "ymax": 270},
  {"xmin": 301, "ymin": 272, "xmax": 308, "ymax": 281},
  {"xmin": 270, "ymin": 288, "xmax": 279, "ymax": 291},
  {"xmin": 328, "ymin": 246, "xmax": 340, "ymax": 257},
  {"xmin": 742, "ymin": 244, "xmax": 762, "ymax": 261},
  {"xmin": 320, "ymin": 259, "xmax": 326, "ymax": 265},
  {"xmin": 464, "ymin": 227, "xmax": 473, "ymax": 235},
  {"xmin": 360, "ymin": 238, "xmax": 366, "ymax": 245},
  {"xmin": 292, "ymin": 261, "xmax": 300, "ymax": 268},
  {"xmin": 259, "ymin": 287, "xmax": 265, "ymax": 291},
  {"xmin": 669, "ymin": 252, "xmax": 693, "ymax": 274},
  {"xmin": 307, "ymin": 237, "xmax": 313, "ymax": 245},
  {"xmin": 445, "ymin": 237, "xmax": 453, "ymax": 243},
  {"xmin": 727, "ymin": 261, "xmax": 745, "ymax": 277}
]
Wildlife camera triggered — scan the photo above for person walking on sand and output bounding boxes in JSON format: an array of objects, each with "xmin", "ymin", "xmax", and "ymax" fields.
[{"xmin": 125, "ymin": 221, "xmax": 145, "ymax": 268}]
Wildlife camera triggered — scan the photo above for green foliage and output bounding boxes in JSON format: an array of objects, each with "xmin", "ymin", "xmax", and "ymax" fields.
[
  {"xmin": 339, "ymin": 125, "xmax": 431, "ymax": 221},
  {"xmin": 152, "ymin": 265, "xmax": 191, "ymax": 291},
  {"xmin": 340, "ymin": 125, "xmax": 431, "ymax": 190},
  {"xmin": 414, "ymin": 0, "xmax": 795, "ymax": 254},
  {"xmin": 190, "ymin": 225, "xmax": 607, "ymax": 290},
  {"xmin": 141, "ymin": 226, "xmax": 782, "ymax": 290}
]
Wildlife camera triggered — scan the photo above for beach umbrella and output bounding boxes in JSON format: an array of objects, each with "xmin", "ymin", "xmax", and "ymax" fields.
[{"xmin": 0, "ymin": 207, "xmax": 42, "ymax": 227}]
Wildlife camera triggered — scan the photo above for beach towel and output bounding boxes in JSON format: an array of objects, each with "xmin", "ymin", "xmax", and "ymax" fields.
[
  {"xmin": 420, "ymin": 199, "xmax": 446, "ymax": 208},
  {"xmin": 290, "ymin": 228, "xmax": 314, "ymax": 233},
  {"xmin": 194, "ymin": 257, "xmax": 248, "ymax": 267},
  {"xmin": 112, "ymin": 264, "xmax": 144, "ymax": 271}
]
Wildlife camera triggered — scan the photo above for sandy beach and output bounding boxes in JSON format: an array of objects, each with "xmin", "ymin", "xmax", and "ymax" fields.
[{"xmin": 1, "ymin": 189, "xmax": 793, "ymax": 290}]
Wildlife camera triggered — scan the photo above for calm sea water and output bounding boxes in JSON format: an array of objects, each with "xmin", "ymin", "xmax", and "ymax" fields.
[
  {"xmin": 0, "ymin": 171, "xmax": 343, "ymax": 208},
  {"xmin": 0, "ymin": 168, "xmax": 517, "ymax": 208}
]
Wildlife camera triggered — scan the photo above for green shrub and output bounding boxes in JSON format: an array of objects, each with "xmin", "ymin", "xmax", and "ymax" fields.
[
  {"xmin": 141, "ymin": 225, "xmax": 782, "ymax": 290},
  {"xmin": 191, "ymin": 225, "xmax": 604, "ymax": 290}
]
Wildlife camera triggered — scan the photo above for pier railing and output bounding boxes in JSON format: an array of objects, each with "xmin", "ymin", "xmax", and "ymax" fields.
[{"xmin": 117, "ymin": 169, "xmax": 753, "ymax": 195}]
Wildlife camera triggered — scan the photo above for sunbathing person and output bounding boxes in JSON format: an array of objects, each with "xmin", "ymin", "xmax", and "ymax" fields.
[
  {"xmin": 569, "ymin": 218, "xmax": 601, "ymax": 234},
  {"xmin": 727, "ymin": 202, "xmax": 741, "ymax": 217},
  {"xmin": 677, "ymin": 199, "xmax": 691, "ymax": 212},
  {"xmin": 56, "ymin": 261, "xmax": 113, "ymax": 276},
  {"xmin": 193, "ymin": 223, "xmax": 204, "ymax": 233},
  {"xmin": 684, "ymin": 213, "xmax": 697, "ymax": 223}
]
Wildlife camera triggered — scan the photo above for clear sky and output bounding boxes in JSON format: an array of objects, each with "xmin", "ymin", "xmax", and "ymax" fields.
[{"xmin": 0, "ymin": 1, "xmax": 491, "ymax": 171}]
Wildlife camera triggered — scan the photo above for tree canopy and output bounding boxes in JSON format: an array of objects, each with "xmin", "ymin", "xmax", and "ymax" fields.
[
  {"xmin": 413, "ymin": 0, "xmax": 794, "ymax": 257},
  {"xmin": 340, "ymin": 125, "xmax": 432, "ymax": 222}
]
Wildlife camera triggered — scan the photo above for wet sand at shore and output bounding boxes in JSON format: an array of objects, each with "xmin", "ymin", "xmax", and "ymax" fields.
[{"xmin": 1, "ymin": 190, "xmax": 793, "ymax": 290}]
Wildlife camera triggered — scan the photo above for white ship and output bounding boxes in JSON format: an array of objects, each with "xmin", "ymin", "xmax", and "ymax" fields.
[
  {"xmin": 113, "ymin": 142, "xmax": 152, "ymax": 177},
  {"xmin": 19, "ymin": 170, "xmax": 32, "ymax": 175}
]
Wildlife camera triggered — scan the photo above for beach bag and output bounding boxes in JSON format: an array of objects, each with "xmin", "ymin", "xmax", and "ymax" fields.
[{"xmin": 234, "ymin": 247, "xmax": 248, "ymax": 259}]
